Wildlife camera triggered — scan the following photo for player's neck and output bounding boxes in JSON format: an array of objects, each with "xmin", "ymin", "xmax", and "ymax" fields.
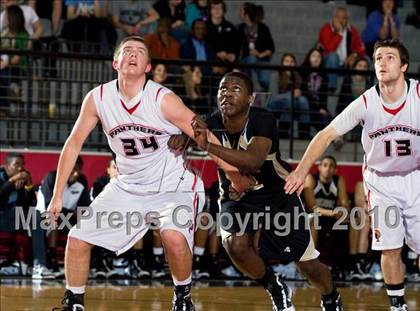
[
  {"xmin": 222, "ymin": 111, "xmax": 249, "ymax": 133},
  {"xmin": 319, "ymin": 175, "xmax": 332, "ymax": 183},
  {"xmin": 118, "ymin": 76, "xmax": 146, "ymax": 102},
  {"xmin": 379, "ymin": 76, "xmax": 406, "ymax": 104}
]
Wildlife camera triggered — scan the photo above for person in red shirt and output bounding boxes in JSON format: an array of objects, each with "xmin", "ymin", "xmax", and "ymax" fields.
[{"xmin": 318, "ymin": 6, "xmax": 365, "ymax": 91}]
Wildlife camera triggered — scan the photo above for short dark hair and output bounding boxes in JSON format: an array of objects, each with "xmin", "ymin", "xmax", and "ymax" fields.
[
  {"xmin": 242, "ymin": 2, "xmax": 258, "ymax": 23},
  {"xmin": 222, "ymin": 71, "xmax": 254, "ymax": 95},
  {"xmin": 320, "ymin": 155, "xmax": 337, "ymax": 167},
  {"xmin": 114, "ymin": 35, "xmax": 149, "ymax": 61},
  {"xmin": 210, "ymin": 0, "xmax": 226, "ymax": 12},
  {"xmin": 373, "ymin": 40, "xmax": 409, "ymax": 68},
  {"xmin": 5, "ymin": 152, "xmax": 23, "ymax": 165}
]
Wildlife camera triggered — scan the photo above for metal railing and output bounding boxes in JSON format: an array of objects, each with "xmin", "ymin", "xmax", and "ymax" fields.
[{"xmin": 1, "ymin": 46, "xmax": 419, "ymax": 157}]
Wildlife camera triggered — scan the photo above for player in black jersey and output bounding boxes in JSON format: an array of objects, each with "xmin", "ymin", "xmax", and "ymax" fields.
[
  {"xmin": 188, "ymin": 72, "xmax": 343, "ymax": 311},
  {"xmin": 303, "ymin": 155, "xmax": 350, "ymax": 278}
]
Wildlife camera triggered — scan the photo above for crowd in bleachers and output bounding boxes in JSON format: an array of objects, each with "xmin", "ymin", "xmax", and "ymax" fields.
[
  {"xmin": 1, "ymin": 0, "xmax": 420, "ymax": 281},
  {"xmin": 1, "ymin": 0, "xmax": 419, "ymax": 128}
]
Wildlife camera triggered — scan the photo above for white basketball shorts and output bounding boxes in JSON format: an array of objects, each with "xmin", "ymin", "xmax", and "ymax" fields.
[
  {"xmin": 363, "ymin": 168, "xmax": 420, "ymax": 253},
  {"xmin": 69, "ymin": 171, "xmax": 204, "ymax": 255}
]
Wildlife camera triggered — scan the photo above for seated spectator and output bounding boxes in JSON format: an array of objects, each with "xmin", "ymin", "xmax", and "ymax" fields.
[
  {"xmin": 181, "ymin": 65, "xmax": 208, "ymax": 114},
  {"xmin": 362, "ymin": 0, "xmax": 400, "ymax": 58},
  {"xmin": 303, "ymin": 155, "xmax": 350, "ymax": 278},
  {"xmin": 109, "ymin": 0, "xmax": 154, "ymax": 43},
  {"xmin": 318, "ymin": 6, "xmax": 365, "ymax": 91},
  {"xmin": 301, "ymin": 47, "xmax": 330, "ymax": 131},
  {"xmin": 181, "ymin": 18, "xmax": 215, "ymax": 75},
  {"xmin": 0, "ymin": 153, "xmax": 54, "ymax": 279},
  {"xmin": 148, "ymin": 0, "xmax": 188, "ymax": 44},
  {"xmin": 37, "ymin": 156, "xmax": 90, "ymax": 275},
  {"xmin": 61, "ymin": 0, "xmax": 116, "ymax": 53},
  {"xmin": 336, "ymin": 56, "xmax": 371, "ymax": 115},
  {"xmin": 28, "ymin": 0, "xmax": 63, "ymax": 37},
  {"xmin": 347, "ymin": 180, "xmax": 374, "ymax": 281},
  {"xmin": 152, "ymin": 63, "xmax": 168, "ymax": 84},
  {"xmin": 0, "ymin": 0, "xmax": 44, "ymax": 40},
  {"xmin": 144, "ymin": 18, "xmax": 180, "ymax": 60},
  {"xmin": 186, "ymin": 0, "xmax": 208, "ymax": 29},
  {"xmin": 267, "ymin": 53, "xmax": 310, "ymax": 139},
  {"xmin": 0, "ymin": 5, "xmax": 31, "ymax": 112},
  {"xmin": 205, "ymin": 0, "xmax": 239, "ymax": 72},
  {"xmin": 238, "ymin": 2, "xmax": 274, "ymax": 92}
]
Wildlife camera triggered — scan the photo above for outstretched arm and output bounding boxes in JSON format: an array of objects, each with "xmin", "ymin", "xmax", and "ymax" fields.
[
  {"xmin": 284, "ymin": 124, "xmax": 339, "ymax": 195},
  {"xmin": 48, "ymin": 92, "xmax": 99, "ymax": 219}
]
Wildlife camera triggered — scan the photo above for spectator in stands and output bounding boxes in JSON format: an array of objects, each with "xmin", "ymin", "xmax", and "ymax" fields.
[
  {"xmin": 61, "ymin": 0, "xmax": 116, "ymax": 53},
  {"xmin": 347, "ymin": 180, "xmax": 375, "ymax": 281},
  {"xmin": 205, "ymin": 0, "xmax": 239, "ymax": 72},
  {"xmin": 152, "ymin": 63, "xmax": 168, "ymax": 84},
  {"xmin": 144, "ymin": 17, "xmax": 180, "ymax": 60},
  {"xmin": 0, "ymin": 5, "xmax": 31, "ymax": 109},
  {"xmin": 0, "ymin": 153, "xmax": 54, "ymax": 279},
  {"xmin": 37, "ymin": 155, "xmax": 90, "ymax": 275},
  {"xmin": 148, "ymin": 0, "xmax": 188, "ymax": 44},
  {"xmin": 109, "ymin": 0, "xmax": 154, "ymax": 42},
  {"xmin": 267, "ymin": 53, "xmax": 310, "ymax": 139},
  {"xmin": 238, "ymin": 2, "xmax": 274, "ymax": 92},
  {"xmin": 318, "ymin": 6, "xmax": 365, "ymax": 91},
  {"xmin": 181, "ymin": 65, "xmax": 208, "ymax": 114},
  {"xmin": 362, "ymin": 0, "xmax": 400, "ymax": 58},
  {"xmin": 181, "ymin": 18, "xmax": 216, "ymax": 75},
  {"xmin": 303, "ymin": 155, "xmax": 350, "ymax": 279},
  {"xmin": 301, "ymin": 47, "xmax": 330, "ymax": 131},
  {"xmin": 336, "ymin": 56, "xmax": 371, "ymax": 115},
  {"xmin": 28, "ymin": 0, "xmax": 63, "ymax": 37},
  {"xmin": 186, "ymin": 0, "xmax": 208, "ymax": 29},
  {"xmin": 0, "ymin": 0, "xmax": 44, "ymax": 40}
]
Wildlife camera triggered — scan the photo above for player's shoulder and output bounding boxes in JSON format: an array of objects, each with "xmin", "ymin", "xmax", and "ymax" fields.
[
  {"xmin": 408, "ymin": 78, "xmax": 420, "ymax": 99},
  {"xmin": 249, "ymin": 107, "xmax": 276, "ymax": 123}
]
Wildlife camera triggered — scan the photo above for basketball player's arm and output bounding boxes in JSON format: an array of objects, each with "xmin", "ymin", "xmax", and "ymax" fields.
[
  {"xmin": 285, "ymin": 96, "xmax": 366, "ymax": 195},
  {"xmin": 47, "ymin": 92, "xmax": 99, "ymax": 220},
  {"xmin": 303, "ymin": 175, "xmax": 335, "ymax": 217},
  {"xmin": 161, "ymin": 93, "xmax": 256, "ymax": 192}
]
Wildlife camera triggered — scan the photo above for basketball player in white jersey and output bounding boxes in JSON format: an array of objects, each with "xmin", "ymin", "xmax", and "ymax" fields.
[
  {"xmin": 285, "ymin": 40, "xmax": 420, "ymax": 311},
  {"xmin": 48, "ymin": 36, "xmax": 251, "ymax": 311}
]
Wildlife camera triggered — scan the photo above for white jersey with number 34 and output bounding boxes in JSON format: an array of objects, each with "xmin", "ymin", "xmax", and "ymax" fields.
[
  {"xmin": 91, "ymin": 79, "xmax": 189, "ymax": 191},
  {"xmin": 332, "ymin": 79, "xmax": 420, "ymax": 174}
]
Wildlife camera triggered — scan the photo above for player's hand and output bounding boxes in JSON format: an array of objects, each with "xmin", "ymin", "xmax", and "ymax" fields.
[
  {"xmin": 230, "ymin": 174, "xmax": 258, "ymax": 194},
  {"xmin": 284, "ymin": 170, "xmax": 306, "ymax": 195},
  {"xmin": 191, "ymin": 115, "xmax": 209, "ymax": 150},
  {"xmin": 168, "ymin": 134, "xmax": 189, "ymax": 152},
  {"xmin": 47, "ymin": 196, "xmax": 63, "ymax": 224}
]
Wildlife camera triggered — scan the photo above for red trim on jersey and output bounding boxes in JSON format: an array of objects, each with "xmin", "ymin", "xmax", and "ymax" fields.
[
  {"xmin": 362, "ymin": 94, "xmax": 367, "ymax": 109},
  {"xmin": 120, "ymin": 99, "xmax": 141, "ymax": 115},
  {"xmin": 382, "ymin": 100, "xmax": 406, "ymax": 116},
  {"xmin": 100, "ymin": 84, "xmax": 104, "ymax": 101},
  {"xmin": 416, "ymin": 83, "xmax": 420, "ymax": 99},
  {"xmin": 155, "ymin": 87, "xmax": 163, "ymax": 102},
  {"xmin": 191, "ymin": 173, "xmax": 197, "ymax": 191}
]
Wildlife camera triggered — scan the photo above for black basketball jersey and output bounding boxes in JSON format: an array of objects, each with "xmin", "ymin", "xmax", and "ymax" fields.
[
  {"xmin": 312, "ymin": 173, "xmax": 340, "ymax": 210},
  {"xmin": 206, "ymin": 107, "xmax": 292, "ymax": 203}
]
